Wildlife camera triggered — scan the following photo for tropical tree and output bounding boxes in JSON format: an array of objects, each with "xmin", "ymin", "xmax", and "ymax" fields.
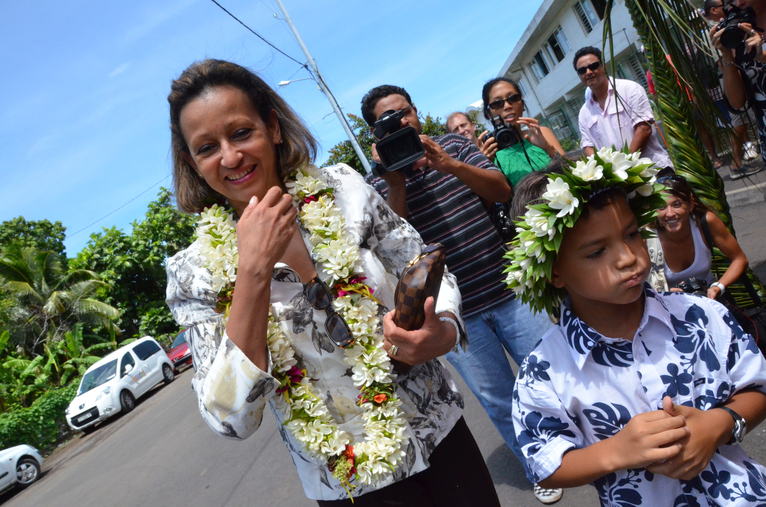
[
  {"xmin": 0, "ymin": 217, "xmax": 67, "ymax": 258},
  {"xmin": 70, "ymin": 187, "xmax": 196, "ymax": 339},
  {"xmin": 604, "ymin": 0, "xmax": 765, "ymax": 305},
  {"xmin": 0, "ymin": 244, "xmax": 119, "ymax": 356}
]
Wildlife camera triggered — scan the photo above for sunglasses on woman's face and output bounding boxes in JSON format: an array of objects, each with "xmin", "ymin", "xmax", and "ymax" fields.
[
  {"xmin": 303, "ymin": 277, "xmax": 355, "ymax": 348},
  {"xmin": 488, "ymin": 93, "xmax": 522, "ymax": 111},
  {"xmin": 576, "ymin": 61, "xmax": 602, "ymax": 75}
]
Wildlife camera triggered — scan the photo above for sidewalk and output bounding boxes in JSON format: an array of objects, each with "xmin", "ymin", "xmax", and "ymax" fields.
[{"xmin": 719, "ymin": 159, "xmax": 766, "ymax": 208}]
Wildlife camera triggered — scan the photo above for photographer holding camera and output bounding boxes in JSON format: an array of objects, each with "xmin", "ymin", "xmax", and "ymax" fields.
[
  {"xmin": 711, "ymin": 0, "xmax": 766, "ymax": 165},
  {"xmin": 477, "ymin": 77, "xmax": 565, "ymax": 187},
  {"xmin": 361, "ymin": 85, "xmax": 562, "ymax": 505}
]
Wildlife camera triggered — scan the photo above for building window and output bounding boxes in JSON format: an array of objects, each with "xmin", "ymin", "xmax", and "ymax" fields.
[
  {"xmin": 574, "ymin": 0, "xmax": 600, "ymax": 33},
  {"xmin": 531, "ymin": 51, "xmax": 550, "ymax": 80},
  {"xmin": 546, "ymin": 26, "xmax": 570, "ymax": 62},
  {"xmin": 548, "ymin": 110, "xmax": 573, "ymax": 141}
]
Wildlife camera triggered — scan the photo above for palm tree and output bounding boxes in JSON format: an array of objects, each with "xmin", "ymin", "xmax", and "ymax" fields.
[
  {"xmin": 0, "ymin": 244, "xmax": 119, "ymax": 356},
  {"xmin": 604, "ymin": 0, "xmax": 765, "ymax": 307}
]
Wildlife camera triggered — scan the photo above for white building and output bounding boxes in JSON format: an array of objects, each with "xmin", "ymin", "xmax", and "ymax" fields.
[{"xmin": 498, "ymin": 0, "xmax": 648, "ymax": 144}]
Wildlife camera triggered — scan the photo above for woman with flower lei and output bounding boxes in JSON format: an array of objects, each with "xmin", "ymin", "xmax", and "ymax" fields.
[{"xmin": 164, "ymin": 59, "xmax": 500, "ymax": 506}]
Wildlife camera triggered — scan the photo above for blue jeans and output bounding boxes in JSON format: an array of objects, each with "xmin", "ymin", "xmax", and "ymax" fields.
[{"xmin": 446, "ymin": 296, "xmax": 551, "ymax": 470}]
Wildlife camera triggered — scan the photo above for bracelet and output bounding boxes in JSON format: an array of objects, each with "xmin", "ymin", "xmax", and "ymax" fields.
[
  {"xmin": 439, "ymin": 316, "xmax": 461, "ymax": 351},
  {"xmin": 711, "ymin": 281, "xmax": 726, "ymax": 295}
]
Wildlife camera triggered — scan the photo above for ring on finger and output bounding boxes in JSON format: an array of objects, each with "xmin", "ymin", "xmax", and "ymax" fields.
[{"xmin": 390, "ymin": 344, "xmax": 399, "ymax": 357}]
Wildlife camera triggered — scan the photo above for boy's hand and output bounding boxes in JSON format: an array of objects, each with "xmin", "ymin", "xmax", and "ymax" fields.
[
  {"xmin": 646, "ymin": 397, "xmax": 730, "ymax": 480},
  {"xmin": 608, "ymin": 409, "xmax": 687, "ymax": 470}
]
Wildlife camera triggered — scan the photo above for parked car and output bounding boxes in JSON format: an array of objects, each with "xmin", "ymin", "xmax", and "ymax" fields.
[
  {"xmin": 166, "ymin": 330, "xmax": 192, "ymax": 372},
  {"xmin": 0, "ymin": 444, "xmax": 44, "ymax": 492},
  {"xmin": 65, "ymin": 336, "xmax": 174, "ymax": 433}
]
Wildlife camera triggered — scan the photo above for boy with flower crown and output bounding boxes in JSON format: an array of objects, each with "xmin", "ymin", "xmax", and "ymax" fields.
[{"xmin": 507, "ymin": 148, "xmax": 766, "ymax": 506}]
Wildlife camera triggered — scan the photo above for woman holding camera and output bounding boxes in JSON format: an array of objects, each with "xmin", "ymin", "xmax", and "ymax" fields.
[
  {"xmin": 478, "ymin": 77, "xmax": 565, "ymax": 187},
  {"xmin": 651, "ymin": 174, "xmax": 749, "ymax": 299},
  {"xmin": 165, "ymin": 59, "xmax": 500, "ymax": 506}
]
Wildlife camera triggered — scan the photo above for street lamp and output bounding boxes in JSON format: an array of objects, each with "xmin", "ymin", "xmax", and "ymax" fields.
[{"xmin": 277, "ymin": 78, "xmax": 313, "ymax": 87}]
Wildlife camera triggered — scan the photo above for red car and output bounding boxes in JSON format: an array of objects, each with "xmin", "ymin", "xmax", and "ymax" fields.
[{"xmin": 167, "ymin": 331, "xmax": 192, "ymax": 372}]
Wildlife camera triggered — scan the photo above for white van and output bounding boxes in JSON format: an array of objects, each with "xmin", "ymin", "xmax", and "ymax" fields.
[{"xmin": 65, "ymin": 336, "xmax": 174, "ymax": 432}]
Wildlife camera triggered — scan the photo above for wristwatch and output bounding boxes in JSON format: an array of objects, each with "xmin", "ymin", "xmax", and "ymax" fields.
[
  {"xmin": 718, "ymin": 406, "xmax": 746, "ymax": 444},
  {"xmin": 710, "ymin": 281, "xmax": 726, "ymax": 295}
]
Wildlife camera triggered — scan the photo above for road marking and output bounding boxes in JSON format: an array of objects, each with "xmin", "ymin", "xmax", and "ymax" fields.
[{"xmin": 726, "ymin": 181, "xmax": 766, "ymax": 196}]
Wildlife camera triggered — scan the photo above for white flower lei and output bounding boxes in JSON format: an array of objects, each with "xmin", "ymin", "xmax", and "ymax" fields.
[
  {"xmin": 504, "ymin": 147, "xmax": 666, "ymax": 315},
  {"xmin": 196, "ymin": 166, "xmax": 406, "ymax": 493}
]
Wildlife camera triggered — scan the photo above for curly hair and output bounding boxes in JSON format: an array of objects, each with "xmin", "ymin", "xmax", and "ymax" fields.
[
  {"xmin": 168, "ymin": 59, "xmax": 317, "ymax": 213},
  {"xmin": 360, "ymin": 85, "xmax": 413, "ymax": 126}
]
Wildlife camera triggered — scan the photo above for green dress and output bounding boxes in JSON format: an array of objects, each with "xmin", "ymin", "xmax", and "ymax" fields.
[{"xmin": 493, "ymin": 139, "xmax": 551, "ymax": 187}]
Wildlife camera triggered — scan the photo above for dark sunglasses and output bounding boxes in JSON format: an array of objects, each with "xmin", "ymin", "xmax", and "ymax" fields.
[
  {"xmin": 576, "ymin": 61, "xmax": 602, "ymax": 75},
  {"xmin": 304, "ymin": 277, "xmax": 355, "ymax": 348},
  {"xmin": 488, "ymin": 93, "xmax": 522, "ymax": 110}
]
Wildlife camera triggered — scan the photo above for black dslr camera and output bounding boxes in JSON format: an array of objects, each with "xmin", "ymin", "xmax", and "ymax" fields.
[
  {"xmin": 676, "ymin": 277, "xmax": 709, "ymax": 297},
  {"xmin": 487, "ymin": 115, "xmax": 521, "ymax": 151},
  {"xmin": 372, "ymin": 109, "xmax": 425, "ymax": 174},
  {"xmin": 717, "ymin": 3, "xmax": 757, "ymax": 49}
]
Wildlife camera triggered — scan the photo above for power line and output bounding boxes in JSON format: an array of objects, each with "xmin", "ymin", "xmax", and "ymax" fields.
[
  {"xmin": 208, "ymin": 0, "xmax": 306, "ymax": 68},
  {"xmin": 68, "ymin": 174, "xmax": 170, "ymax": 238}
]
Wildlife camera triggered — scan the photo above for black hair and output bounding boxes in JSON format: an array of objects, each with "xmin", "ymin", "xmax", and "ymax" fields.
[
  {"xmin": 481, "ymin": 77, "xmax": 522, "ymax": 121},
  {"xmin": 573, "ymin": 46, "xmax": 602, "ymax": 69},
  {"xmin": 360, "ymin": 85, "xmax": 414, "ymax": 126},
  {"xmin": 703, "ymin": 0, "xmax": 722, "ymax": 16}
]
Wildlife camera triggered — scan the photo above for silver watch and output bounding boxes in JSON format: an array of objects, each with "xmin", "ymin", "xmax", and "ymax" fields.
[{"xmin": 719, "ymin": 406, "xmax": 746, "ymax": 444}]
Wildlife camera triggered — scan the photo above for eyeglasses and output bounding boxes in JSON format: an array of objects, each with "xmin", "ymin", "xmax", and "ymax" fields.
[
  {"xmin": 576, "ymin": 61, "xmax": 602, "ymax": 75},
  {"xmin": 304, "ymin": 277, "xmax": 355, "ymax": 348},
  {"xmin": 488, "ymin": 93, "xmax": 522, "ymax": 110}
]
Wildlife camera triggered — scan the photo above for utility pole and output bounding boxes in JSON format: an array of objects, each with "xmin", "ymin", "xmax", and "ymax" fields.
[{"xmin": 274, "ymin": 0, "xmax": 372, "ymax": 175}]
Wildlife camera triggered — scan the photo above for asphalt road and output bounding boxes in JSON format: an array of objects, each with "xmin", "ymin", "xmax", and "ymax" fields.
[{"xmin": 3, "ymin": 177, "xmax": 765, "ymax": 507}]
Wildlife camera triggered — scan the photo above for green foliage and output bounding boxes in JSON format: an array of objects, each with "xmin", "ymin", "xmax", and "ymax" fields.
[
  {"xmin": 323, "ymin": 114, "xmax": 374, "ymax": 174},
  {"xmin": 71, "ymin": 187, "xmax": 196, "ymax": 338},
  {"xmin": 560, "ymin": 137, "xmax": 579, "ymax": 153},
  {"xmin": 420, "ymin": 114, "xmax": 447, "ymax": 137},
  {"xmin": 611, "ymin": 0, "xmax": 765, "ymax": 304},
  {"xmin": 0, "ymin": 383, "xmax": 78, "ymax": 452},
  {"xmin": 0, "ymin": 217, "xmax": 66, "ymax": 258},
  {"xmin": 0, "ymin": 244, "xmax": 119, "ymax": 357}
]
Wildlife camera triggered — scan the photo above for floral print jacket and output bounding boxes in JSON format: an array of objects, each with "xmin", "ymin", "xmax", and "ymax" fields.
[
  {"xmin": 513, "ymin": 287, "xmax": 766, "ymax": 506},
  {"xmin": 166, "ymin": 164, "xmax": 465, "ymax": 501}
]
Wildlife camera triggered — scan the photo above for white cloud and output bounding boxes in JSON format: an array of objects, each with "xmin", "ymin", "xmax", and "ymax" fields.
[{"xmin": 108, "ymin": 62, "xmax": 130, "ymax": 78}]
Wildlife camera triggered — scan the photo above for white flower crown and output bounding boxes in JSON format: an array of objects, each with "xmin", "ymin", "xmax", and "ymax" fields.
[{"xmin": 503, "ymin": 147, "xmax": 667, "ymax": 315}]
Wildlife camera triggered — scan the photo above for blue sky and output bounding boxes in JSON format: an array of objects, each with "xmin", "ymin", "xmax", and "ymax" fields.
[{"xmin": 0, "ymin": 0, "xmax": 543, "ymax": 257}]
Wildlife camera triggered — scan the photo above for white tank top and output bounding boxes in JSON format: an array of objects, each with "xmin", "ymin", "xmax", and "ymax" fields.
[{"xmin": 663, "ymin": 219, "xmax": 713, "ymax": 287}]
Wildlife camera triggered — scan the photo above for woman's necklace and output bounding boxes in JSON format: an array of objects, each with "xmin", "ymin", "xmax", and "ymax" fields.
[{"xmin": 196, "ymin": 166, "xmax": 406, "ymax": 496}]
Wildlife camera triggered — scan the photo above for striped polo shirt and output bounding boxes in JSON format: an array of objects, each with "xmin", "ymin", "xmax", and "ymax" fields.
[{"xmin": 368, "ymin": 133, "xmax": 512, "ymax": 317}]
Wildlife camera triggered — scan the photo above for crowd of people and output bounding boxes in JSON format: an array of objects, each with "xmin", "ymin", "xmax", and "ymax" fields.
[{"xmin": 162, "ymin": 4, "xmax": 766, "ymax": 506}]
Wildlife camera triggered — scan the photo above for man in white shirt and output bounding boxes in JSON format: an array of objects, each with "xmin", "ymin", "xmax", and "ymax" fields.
[{"xmin": 575, "ymin": 46, "xmax": 673, "ymax": 169}]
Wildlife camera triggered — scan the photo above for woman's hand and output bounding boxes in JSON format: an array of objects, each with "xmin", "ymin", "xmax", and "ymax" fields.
[
  {"xmin": 517, "ymin": 117, "xmax": 551, "ymax": 151},
  {"xmin": 738, "ymin": 23, "xmax": 763, "ymax": 55},
  {"xmin": 478, "ymin": 131, "xmax": 498, "ymax": 160},
  {"xmin": 646, "ymin": 397, "xmax": 730, "ymax": 480},
  {"xmin": 382, "ymin": 297, "xmax": 456, "ymax": 365},
  {"xmin": 707, "ymin": 285, "xmax": 722, "ymax": 299},
  {"xmin": 236, "ymin": 186, "xmax": 297, "ymax": 278}
]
